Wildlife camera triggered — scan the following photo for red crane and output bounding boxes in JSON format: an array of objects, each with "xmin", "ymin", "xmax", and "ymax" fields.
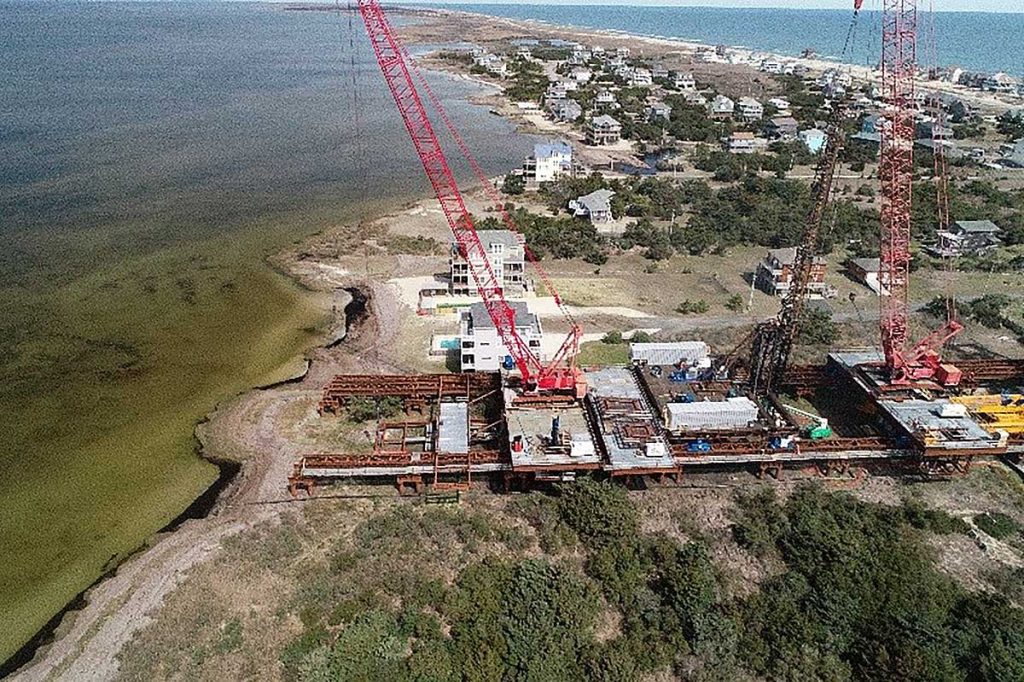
[
  {"xmin": 355, "ymin": 0, "xmax": 585, "ymax": 396},
  {"xmin": 878, "ymin": 0, "xmax": 962, "ymax": 385}
]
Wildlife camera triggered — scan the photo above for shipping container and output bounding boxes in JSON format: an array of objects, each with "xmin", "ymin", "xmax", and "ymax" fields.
[
  {"xmin": 665, "ymin": 397, "xmax": 758, "ymax": 431},
  {"xmin": 630, "ymin": 341, "xmax": 710, "ymax": 367}
]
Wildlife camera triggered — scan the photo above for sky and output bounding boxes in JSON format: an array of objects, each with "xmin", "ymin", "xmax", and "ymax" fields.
[{"xmin": 402, "ymin": 0, "xmax": 1023, "ymax": 12}]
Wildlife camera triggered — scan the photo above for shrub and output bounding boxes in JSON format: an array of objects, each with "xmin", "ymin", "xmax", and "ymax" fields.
[
  {"xmin": 556, "ymin": 479, "xmax": 638, "ymax": 548},
  {"xmin": 347, "ymin": 396, "xmax": 403, "ymax": 422},
  {"xmin": 975, "ymin": 512, "xmax": 1023, "ymax": 541},
  {"xmin": 502, "ymin": 173, "xmax": 525, "ymax": 196},
  {"xmin": 796, "ymin": 307, "xmax": 838, "ymax": 345},
  {"xmin": 676, "ymin": 299, "xmax": 710, "ymax": 315},
  {"xmin": 901, "ymin": 498, "xmax": 970, "ymax": 535},
  {"xmin": 602, "ymin": 331, "xmax": 623, "ymax": 345}
]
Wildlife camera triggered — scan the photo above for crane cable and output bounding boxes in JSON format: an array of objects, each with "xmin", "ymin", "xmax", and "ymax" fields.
[
  {"xmin": 925, "ymin": 0, "xmax": 958, "ymax": 328},
  {"xmin": 822, "ymin": 5, "xmax": 864, "ymax": 248}
]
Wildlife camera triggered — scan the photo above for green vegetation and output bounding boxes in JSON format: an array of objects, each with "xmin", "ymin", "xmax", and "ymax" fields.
[
  {"xmin": 974, "ymin": 512, "xmax": 1023, "ymax": 541},
  {"xmin": 122, "ymin": 475, "xmax": 1024, "ymax": 681},
  {"xmin": 539, "ymin": 172, "xmax": 877, "ymax": 260},
  {"xmin": 774, "ymin": 74, "xmax": 828, "ymax": 124},
  {"xmin": 913, "ymin": 181, "xmax": 1024, "ymax": 248},
  {"xmin": 477, "ymin": 210, "xmax": 608, "ymax": 265},
  {"xmin": 502, "ymin": 173, "xmax": 525, "ymax": 196},
  {"xmin": 505, "ymin": 58, "xmax": 548, "ymax": 103},
  {"xmin": 676, "ymin": 299, "xmax": 710, "ymax": 314},
  {"xmin": 384, "ymin": 235, "xmax": 444, "ymax": 255},
  {"xmin": 732, "ymin": 486, "xmax": 1024, "ymax": 681},
  {"xmin": 577, "ymin": 340, "xmax": 629, "ymax": 367},
  {"xmin": 925, "ymin": 294, "xmax": 1024, "ymax": 342},
  {"xmin": 725, "ymin": 293, "xmax": 745, "ymax": 312},
  {"xmin": 438, "ymin": 51, "xmax": 474, "ymax": 67},
  {"xmin": 996, "ymin": 110, "xmax": 1024, "ymax": 142},
  {"xmin": 797, "ymin": 307, "xmax": 839, "ymax": 345},
  {"xmin": 348, "ymin": 396, "xmax": 404, "ymax": 423}
]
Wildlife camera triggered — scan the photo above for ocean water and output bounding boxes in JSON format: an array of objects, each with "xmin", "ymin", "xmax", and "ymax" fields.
[
  {"xmin": 0, "ymin": 0, "xmax": 534, "ymax": 664},
  {"xmin": 1, "ymin": 2, "xmax": 528, "ymax": 283},
  {"xmin": 439, "ymin": 4, "xmax": 1024, "ymax": 77}
]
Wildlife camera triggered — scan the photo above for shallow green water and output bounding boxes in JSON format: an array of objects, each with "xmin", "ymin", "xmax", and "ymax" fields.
[{"xmin": 0, "ymin": 1, "xmax": 533, "ymax": 662}]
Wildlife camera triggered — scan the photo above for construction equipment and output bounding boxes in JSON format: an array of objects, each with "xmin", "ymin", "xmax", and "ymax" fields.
[
  {"xmin": 354, "ymin": 0, "xmax": 584, "ymax": 396},
  {"xmin": 952, "ymin": 394, "xmax": 1024, "ymax": 435},
  {"xmin": 780, "ymin": 404, "xmax": 833, "ymax": 440},
  {"xmin": 748, "ymin": 107, "xmax": 847, "ymax": 397},
  {"xmin": 878, "ymin": 0, "xmax": 962, "ymax": 385},
  {"xmin": 747, "ymin": 1, "xmax": 863, "ymax": 397}
]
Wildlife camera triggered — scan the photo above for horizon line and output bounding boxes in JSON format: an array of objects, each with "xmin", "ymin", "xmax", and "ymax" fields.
[{"xmin": 396, "ymin": 1, "xmax": 1024, "ymax": 14}]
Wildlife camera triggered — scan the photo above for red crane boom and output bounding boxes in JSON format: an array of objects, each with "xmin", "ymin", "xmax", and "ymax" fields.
[
  {"xmin": 356, "ymin": 0, "xmax": 583, "ymax": 395},
  {"xmin": 879, "ymin": 0, "xmax": 961, "ymax": 385}
]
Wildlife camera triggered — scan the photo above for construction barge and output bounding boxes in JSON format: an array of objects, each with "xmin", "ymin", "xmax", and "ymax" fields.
[{"xmin": 289, "ymin": 355, "xmax": 1024, "ymax": 495}]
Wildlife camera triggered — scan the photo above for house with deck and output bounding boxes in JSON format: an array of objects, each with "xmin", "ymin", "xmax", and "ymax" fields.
[
  {"xmin": 459, "ymin": 302, "xmax": 542, "ymax": 372},
  {"xmin": 450, "ymin": 230, "xmax": 526, "ymax": 297},
  {"xmin": 756, "ymin": 247, "xmax": 831, "ymax": 298},
  {"xmin": 569, "ymin": 189, "xmax": 616, "ymax": 224},
  {"xmin": 587, "ymin": 115, "xmax": 623, "ymax": 146}
]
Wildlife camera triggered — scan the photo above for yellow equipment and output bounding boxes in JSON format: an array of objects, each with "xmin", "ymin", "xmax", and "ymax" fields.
[{"xmin": 951, "ymin": 394, "xmax": 1024, "ymax": 435}]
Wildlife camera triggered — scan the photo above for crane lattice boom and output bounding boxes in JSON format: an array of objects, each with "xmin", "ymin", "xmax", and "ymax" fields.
[
  {"xmin": 749, "ymin": 107, "xmax": 847, "ymax": 396},
  {"xmin": 879, "ymin": 0, "xmax": 917, "ymax": 372},
  {"xmin": 879, "ymin": 0, "xmax": 961, "ymax": 384},
  {"xmin": 356, "ymin": 0, "xmax": 582, "ymax": 394}
]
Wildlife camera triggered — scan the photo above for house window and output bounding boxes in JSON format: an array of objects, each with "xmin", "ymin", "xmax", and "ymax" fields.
[{"xmin": 462, "ymin": 354, "xmax": 475, "ymax": 364}]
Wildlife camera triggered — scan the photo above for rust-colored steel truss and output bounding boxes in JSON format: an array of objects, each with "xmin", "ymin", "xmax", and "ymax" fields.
[{"xmin": 319, "ymin": 373, "xmax": 500, "ymax": 414}]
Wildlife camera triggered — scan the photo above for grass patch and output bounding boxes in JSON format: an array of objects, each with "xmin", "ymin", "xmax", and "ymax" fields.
[{"xmin": 576, "ymin": 341, "xmax": 629, "ymax": 367}]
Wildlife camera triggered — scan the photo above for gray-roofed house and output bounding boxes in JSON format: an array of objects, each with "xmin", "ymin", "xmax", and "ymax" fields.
[
  {"xmin": 450, "ymin": 229, "xmax": 525, "ymax": 296},
  {"xmin": 931, "ymin": 220, "xmax": 1003, "ymax": 257},
  {"xmin": 569, "ymin": 189, "xmax": 616, "ymax": 224},
  {"xmin": 550, "ymin": 99, "xmax": 583, "ymax": 123},
  {"xmin": 646, "ymin": 101, "xmax": 673, "ymax": 122},
  {"xmin": 587, "ymin": 114, "xmax": 622, "ymax": 146},
  {"xmin": 738, "ymin": 97, "xmax": 764, "ymax": 122},
  {"xmin": 709, "ymin": 94, "xmax": 735, "ymax": 119},
  {"xmin": 846, "ymin": 257, "xmax": 889, "ymax": 295},
  {"xmin": 1000, "ymin": 139, "xmax": 1024, "ymax": 169},
  {"xmin": 459, "ymin": 301, "xmax": 542, "ymax": 372},
  {"xmin": 766, "ymin": 116, "xmax": 799, "ymax": 139}
]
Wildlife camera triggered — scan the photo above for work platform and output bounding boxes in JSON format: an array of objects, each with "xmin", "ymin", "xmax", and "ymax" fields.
[
  {"xmin": 505, "ymin": 404, "xmax": 601, "ymax": 474},
  {"xmin": 584, "ymin": 367, "xmax": 677, "ymax": 475},
  {"xmin": 828, "ymin": 350, "xmax": 1012, "ymax": 457},
  {"xmin": 290, "ymin": 355, "xmax": 1024, "ymax": 494}
]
